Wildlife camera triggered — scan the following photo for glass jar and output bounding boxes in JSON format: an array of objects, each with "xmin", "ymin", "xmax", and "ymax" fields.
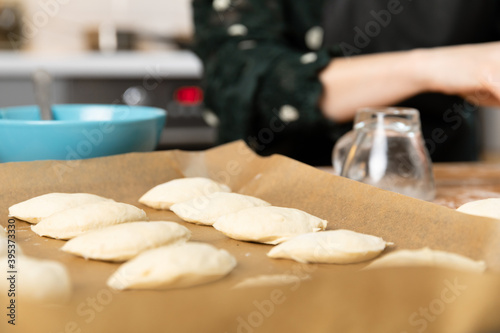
[{"xmin": 332, "ymin": 107, "xmax": 435, "ymax": 201}]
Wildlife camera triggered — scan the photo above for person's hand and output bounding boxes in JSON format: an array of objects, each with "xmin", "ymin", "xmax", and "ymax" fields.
[
  {"xmin": 319, "ymin": 42, "xmax": 500, "ymax": 123},
  {"xmin": 424, "ymin": 42, "xmax": 500, "ymax": 106}
]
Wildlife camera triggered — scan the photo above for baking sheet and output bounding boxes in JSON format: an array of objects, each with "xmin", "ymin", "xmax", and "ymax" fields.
[{"xmin": 1, "ymin": 140, "xmax": 500, "ymax": 333}]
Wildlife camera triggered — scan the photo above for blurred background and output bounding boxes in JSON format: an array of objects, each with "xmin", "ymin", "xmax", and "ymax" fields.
[
  {"xmin": 0, "ymin": 0, "xmax": 212, "ymax": 151},
  {"xmin": 0, "ymin": 0, "xmax": 499, "ymax": 159}
]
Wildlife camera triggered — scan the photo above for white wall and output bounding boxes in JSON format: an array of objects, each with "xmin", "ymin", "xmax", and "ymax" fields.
[{"xmin": 15, "ymin": 0, "xmax": 193, "ymax": 52}]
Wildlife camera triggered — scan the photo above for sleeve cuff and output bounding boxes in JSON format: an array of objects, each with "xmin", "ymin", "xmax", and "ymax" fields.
[{"xmin": 255, "ymin": 48, "xmax": 333, "ymax": 125}]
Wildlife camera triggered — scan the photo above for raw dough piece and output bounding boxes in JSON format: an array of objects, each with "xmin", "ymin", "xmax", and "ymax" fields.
[
  {"xmin": 62, "ymin": 221, "xmax": 191, "ymax": 261},
  {"xmin": 8, "ymin": 193, "xmax": 113, "ymax": 224},
  {"xmin": 107, "ymin": 242, "xmax": 237, "ymax": 290},
  {"xmin": 233, "ymin": 274, "xmax": 311, "ymax": 289},
  {"xmin": 139, "ymin": 177, "xmax": 231, "ymax": 210},
  {"xmin": 171, "ymin": 192, "xmax": 270, "ymax": 226},
  {"xmin": 457, "ymin": 198, "xmax": 500, "ymax": 220},
  {"xmin": 0, "ymin": 226, "xmax": 5, "ymax": 237},
  {"xmin": 0, "ymin": 255, "xmax": 71, "ymax": 304},
  {"xmin": 267, "ymin": 229, "xmax": 392, "ymax": 264},
  {"xmin": 363, "ymin": 248, "xmax": 486, "ymax": 273},
  {"xmin": 213, "ymin": 206, "xmax": 327, "ymax": 245},
  {"xmin": 31, "ymin": 202, "xmax": 147, "ymax": 240}
]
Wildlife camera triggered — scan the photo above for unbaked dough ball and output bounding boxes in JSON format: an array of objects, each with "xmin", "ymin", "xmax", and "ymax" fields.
[
  {"xmin": 232, "ymin": 274, "xmax": 310, "ymax": 289},
  {"xmin": 139, "ymin": 177, "xmax": 231, "ymax": 210},
  {"xmin": 31, "ymin": 202, "xmax": 147, "ymax": 240},
  {"xmin": 8, "ymin": 193, "xmax": 113, "ymax": 224},
  {"xmin": 364, "ymin": 248, "xmax": 486, "ymax": 273},
  {"xmin": 171, "ymin": 192, "xmax": 270, "ymax": 226},
  {"xmin": 0, "ymin": 255, "xmax": 71, "ymax": 304},
  {"xmin": 267, "ymin": 229, "xmax": 392, "ymax": 264},
  {"xmin": 213, "ymin": 206, "xmax": 327, "ymax": 245},
  {"xmin": 62, "ymin": 221, "xmax": 191, "ymax": 261},
  {"xmin": 107, "ymin": 242, "xmax": 237, "ymax": 290},
  {"xmin": 456, "ymin": 198, "xmax": 500, "ymax": 220}
]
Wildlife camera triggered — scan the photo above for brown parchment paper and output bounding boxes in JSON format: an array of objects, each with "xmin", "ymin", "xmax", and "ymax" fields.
[{"xmin": 1, "ymin": 140, "xmax": 500, "ymax": 333}]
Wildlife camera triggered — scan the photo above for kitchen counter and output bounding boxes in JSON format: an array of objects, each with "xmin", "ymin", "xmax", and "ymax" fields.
[{"xmin": 0, "ymin": 50, "xmax": 202, "ymax": 79}]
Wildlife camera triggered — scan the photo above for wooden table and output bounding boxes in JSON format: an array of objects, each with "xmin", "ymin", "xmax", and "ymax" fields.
[
  {"xmin": 320, "ymin": 163, "xmax": 500, "ymax": 208},
  {"xmin": 432, "ymin": 163, "xmax": 500, "ymax": 208}
]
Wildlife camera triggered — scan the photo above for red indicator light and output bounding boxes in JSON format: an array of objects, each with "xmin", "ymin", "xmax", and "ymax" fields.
[{"xmin": 175, "ymin": 86, "xmax": 204, "ymax": 105}]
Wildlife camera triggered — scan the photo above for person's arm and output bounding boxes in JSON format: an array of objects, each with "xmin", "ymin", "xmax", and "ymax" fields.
[
  {"xmin": 319, "ymin": 42, "xmax": 500, "ymax": 122},
  {"xmin": 319, "ymin": 50, "xmax": 427, "ymax": 122}
]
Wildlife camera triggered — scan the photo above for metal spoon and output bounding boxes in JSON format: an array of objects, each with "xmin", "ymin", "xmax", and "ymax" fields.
[{"xmin": 33, "ymin": 69, "xmax": 54, "ymax": 121}]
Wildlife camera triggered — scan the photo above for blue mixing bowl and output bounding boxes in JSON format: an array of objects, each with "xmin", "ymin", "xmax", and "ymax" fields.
[{"xmin": 0, "ymin": 104, "xmax": 166, "ymax": 162}]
